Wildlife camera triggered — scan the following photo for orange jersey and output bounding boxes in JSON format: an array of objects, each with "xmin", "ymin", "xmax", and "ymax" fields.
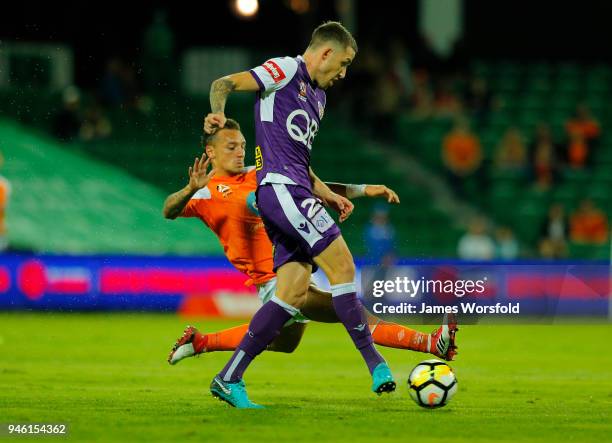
[{"xmin": 181, "ymin": 167, "xmax": 275, "ymax": 286}]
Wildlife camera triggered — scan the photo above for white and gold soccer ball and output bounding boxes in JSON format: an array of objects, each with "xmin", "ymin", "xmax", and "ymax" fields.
[{"xmin": 408, "ymin": 359, "xmax": 458, "ymax": 408}]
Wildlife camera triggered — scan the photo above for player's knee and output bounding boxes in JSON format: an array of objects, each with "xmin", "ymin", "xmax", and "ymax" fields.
[
  {"xmin": 276, "ymin": 290, "xmax": 308, "ymax": 309},
  {"xmin": 289, "ymin": 292, "xmax": 308, "ymax": 309},
  {"xmin": 328, "ymin": 256, "xmax": 355, "ymax": 284}
]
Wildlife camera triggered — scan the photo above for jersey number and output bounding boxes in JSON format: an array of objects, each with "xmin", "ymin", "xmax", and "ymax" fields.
[{"xmin": 301, "ymin": 198, "xmax": 323, "ymax": 219}]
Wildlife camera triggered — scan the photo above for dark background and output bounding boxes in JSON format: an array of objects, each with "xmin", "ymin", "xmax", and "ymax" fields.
[{"xmin": 3, "ymin": 0, "xmax": 612, "ymax": 88}]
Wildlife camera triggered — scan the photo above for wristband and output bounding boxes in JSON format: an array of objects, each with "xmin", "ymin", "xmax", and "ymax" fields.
[{"xmin": 346, "ymin": 184, "xmax": 366, "ymax": 199}]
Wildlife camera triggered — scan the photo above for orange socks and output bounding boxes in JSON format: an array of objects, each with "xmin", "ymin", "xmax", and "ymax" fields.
[
  {"xmin": 193, "ymin": 321, "xmax": 431, "ymax": 354},
  {"xmin": 194, "ymin": 324, "xmax": 249, "ymax": 353},
  {"xmin": 370, "ymin": 321, "xmax": 431, "ymax": 353}
]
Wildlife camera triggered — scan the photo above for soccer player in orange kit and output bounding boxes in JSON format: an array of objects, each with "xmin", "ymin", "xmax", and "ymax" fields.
[{"xmin": 163, "ymin": 118, "xmax": 457, "ymax": 367}]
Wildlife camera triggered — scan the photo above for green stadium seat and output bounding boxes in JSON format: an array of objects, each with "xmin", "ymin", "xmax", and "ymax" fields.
[
  {"xmin": 568, "ymin": 243, "xmax": 610, "ymax": 260},
  {"xmin": 0, "ymin": 118, "xmax": 222, "ymax": 255}
]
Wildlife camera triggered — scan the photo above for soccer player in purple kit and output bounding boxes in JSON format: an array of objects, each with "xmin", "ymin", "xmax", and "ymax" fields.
[{"xmin": 203, "ymin": 22, "xmax": 441, "ymax": 408}]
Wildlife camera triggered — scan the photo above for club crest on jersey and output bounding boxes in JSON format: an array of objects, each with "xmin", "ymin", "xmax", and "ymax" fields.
[
  {"xmin": 298, "ymin": 81, "xmax": 308, "ymax": 102},
  {"xmin": 262, "ymin": 60, "xmax": 286, "ymax": 83},
  {"xmin": 318, "ymin": 101, "xmax": 325, "ymax": 119},
  {"xmin": 216, "ymin": 184, "xmax": 232, "ymax": 198}
]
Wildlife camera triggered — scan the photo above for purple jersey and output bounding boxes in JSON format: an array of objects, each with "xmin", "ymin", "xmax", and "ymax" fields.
[{"xmin": 249, "ymin": 56, "xmax": 326, "ymax": 190}]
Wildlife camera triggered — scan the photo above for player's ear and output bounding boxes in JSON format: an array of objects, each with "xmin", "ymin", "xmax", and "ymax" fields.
[
  {"xmin": 205, "ymin": 144, "xmax": 215, "ymax": 159},
  {"xmin": 321, "ymin": 46, "xmax": 334, "ymax": 60}
]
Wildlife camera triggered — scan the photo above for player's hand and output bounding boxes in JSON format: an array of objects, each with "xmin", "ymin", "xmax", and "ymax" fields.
[
  {"xmin": 325, "ymin": 193, "xmax": 354, "ymax": 223},
  {"xmin": 365, "ymin": 185, "xmax": 400, "ymax": 204},
  {"xmin": 188, "ymin": 155, "xmax": 216, "ymax": 191},
  {"xmin": 204, "ymin": 113, "xmax": 227, "ymax": 134}
]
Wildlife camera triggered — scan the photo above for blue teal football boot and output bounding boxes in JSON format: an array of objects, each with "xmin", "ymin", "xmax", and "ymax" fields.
[
  {"xmin": 210, "ymin": 376, "xmax": 264, "ymax": 409},
  {"xmin": 371, "ymin": 363, "xmax": 396, "ymax": 395}
]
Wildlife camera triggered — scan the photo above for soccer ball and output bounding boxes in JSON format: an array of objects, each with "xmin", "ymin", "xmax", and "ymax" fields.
[{"xmin": 408, "ymin": 359, "xmax": 457, "ymax": 408}]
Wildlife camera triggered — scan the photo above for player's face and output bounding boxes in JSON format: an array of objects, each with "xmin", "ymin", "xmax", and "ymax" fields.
[
  {"xmin": 209, "ymin": 129, "xmax": 246, "ymax": 174},
  {"xmin": 317, "ymin": 45, "xmax": 356, "ymax": 89}
]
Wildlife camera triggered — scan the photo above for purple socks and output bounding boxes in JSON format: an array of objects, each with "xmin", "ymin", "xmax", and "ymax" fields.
[
  {"xmin": 217, "ymin": 282, "xmax": 384, "ymax": 383},
  {"xmin": 218, "ymin": 296, "xmax": 298, "ymax": 383},
  {"xmin": 331, "ymin": 282, "xmax": 385, "ymax": 374}
]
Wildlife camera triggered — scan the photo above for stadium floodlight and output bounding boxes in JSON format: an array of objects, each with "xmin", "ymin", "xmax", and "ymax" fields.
[{"xmin": 233, "ymin": 0, "xmax": 259, "ymax": 18}]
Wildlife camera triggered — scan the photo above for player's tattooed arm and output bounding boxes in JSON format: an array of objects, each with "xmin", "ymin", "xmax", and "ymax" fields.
[
  {"xmin": 209, "ymin": 77, "xmax": 235, "ymax": 114},
  {"xmin": 163, "ymin": 156, "xmax": 215, "ymax": 219},
  {"xmin": 205, "ymin": 72, "xmax": 261, "ymax": 134},
  {"xmin": 162, "ymin": 186, "xmax": 198, "ymax": 220}
]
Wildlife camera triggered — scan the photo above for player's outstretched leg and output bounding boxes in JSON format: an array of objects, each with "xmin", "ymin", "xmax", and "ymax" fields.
[
  {"xmin": 168, "ymin": 322, "xmax": 307, "ymax": 365},
  {"xmin": 315, "ymin": 237, "xmax": 396, "ymax": 394},
  {"xmin": 428, "ymin": 312, "xmax": 459, "ymax": 361},
  {"xmin": 210, "ymin": 296, "xmax": 300, "ymax": 408},
  {"xmin": 303, "ymin": 286, "xmax": 460, "ymax": 359},
  {"xmin": 168, "ymin": 324, "xmax": 248, "ymax": 365}
]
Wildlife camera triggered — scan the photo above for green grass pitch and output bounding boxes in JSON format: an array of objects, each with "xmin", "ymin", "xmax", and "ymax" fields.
[{"xmin": 1, "ymin": 313, "xmax": 611, "ymax": 442}]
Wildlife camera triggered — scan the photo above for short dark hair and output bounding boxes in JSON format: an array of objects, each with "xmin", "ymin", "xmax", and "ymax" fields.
[
  {"xmin": 308, "ymin": 21, "xmax": 357, "ymax": 53},
  {"xmin": 202, "ymin": 118, "xmax": 241, "ymax": 147}
]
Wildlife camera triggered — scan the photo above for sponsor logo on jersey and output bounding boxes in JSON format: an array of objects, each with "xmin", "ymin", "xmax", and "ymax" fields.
[
  {"xmin": 298, "ymin": 81, "xmax": 308, "ymax": 102},
  {"xmin": 311, "ymin": 208, "xmax": 334, "ymax": 233},
  {"xmin": 286, "ymin": 110, "xmax": 319, "ymax": 150},
  {"xmin": 216, "ymin": 184, "xmax": 232, "ymax": 198},
  {"xmin": 262, "ymin": 60, "xmax": 286, "ymax": 83},
  {"xmin": 318, "ymin": 101, "xmax": 325, "ymax": 119},
  {"xmin": 255, "ymin": 146, "xmax": 263, "ymax": 170}
]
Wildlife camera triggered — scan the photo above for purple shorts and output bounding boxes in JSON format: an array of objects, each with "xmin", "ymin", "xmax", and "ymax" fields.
[{"xmin": 256, "ymin": 183, "xmax": 342, "ymax": 271}]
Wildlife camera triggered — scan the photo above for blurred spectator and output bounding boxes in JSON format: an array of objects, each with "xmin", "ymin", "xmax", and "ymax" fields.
[
  {"xmin": 53, "ymin": 86, "xmax": 83, "ymax": 141},
  {"xmin": 0, "ymin": 153, "xmax": 10, "ymax": 252},
  {"xmin": 565, "ymin": 104, "xmax": 600, "ymax": 147},
  {"xmin": 442, "ymin": 118, "xmax": 483, "ymax": 196},
  {"xmin": 348, "ymin": 45, "xmax": 382, "ymax": 126},
  {"xmin": 564, "ymin": 104, "xmax": 600, "ymax": 169},
  {"xmin": 495, "ymin": 227, "xmax": 519, "ymax": 260},
  {"xmin": 529, "ymin": 124, "xmax": 561, "ymax": 191},
  {"xmin": 409, "ymin": 70, "xmax": 435, "ymax": 119},
  {"xmin": 142, "ymin": 9, "xmax": 176, "ymax": 90},
  {"xmin": 99, "ymin": 58, "xmax": 140, "ymax": 108},
  {"xmin": 434, "ymin": 78, "xmax": 462, "ymax": 117},
  {"xmin": 364, "ymin": 204, "xmax": 396, "ymax": 264},
  {"xmin": 566, "ymin": 132, "xmax": 589, "ymax": 169},
  {"xmin": 371, "ymin": 69, "xmax": 402, "ymax": 138},
  {"xmin": 463, "ymin": 77, "xmax": 495, "ymax": 126},
  {"xmin": 79, "ymin": 105, "xmax": 112, "ymax": 141},
  {"xmin": 570, "ymin": 199, "xmax": 609, "ymax": 245},
  {"xmin": 539, "ymin": 203, "xmax": 569, "ymax": 258},
  {"xmin": 538, "ymin": 238, "xmax": 558, "ymax": 259},
  {"xmin": 457, "ymin": 217, "xmax": 495, "ymax": 260},
  {"xmin": 388, "ymin": 40, "xmax": 413, "ymax": 109},
  {"xmin": 494, "ymin": 127, "xmax": 528, "ymax": 173}
]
